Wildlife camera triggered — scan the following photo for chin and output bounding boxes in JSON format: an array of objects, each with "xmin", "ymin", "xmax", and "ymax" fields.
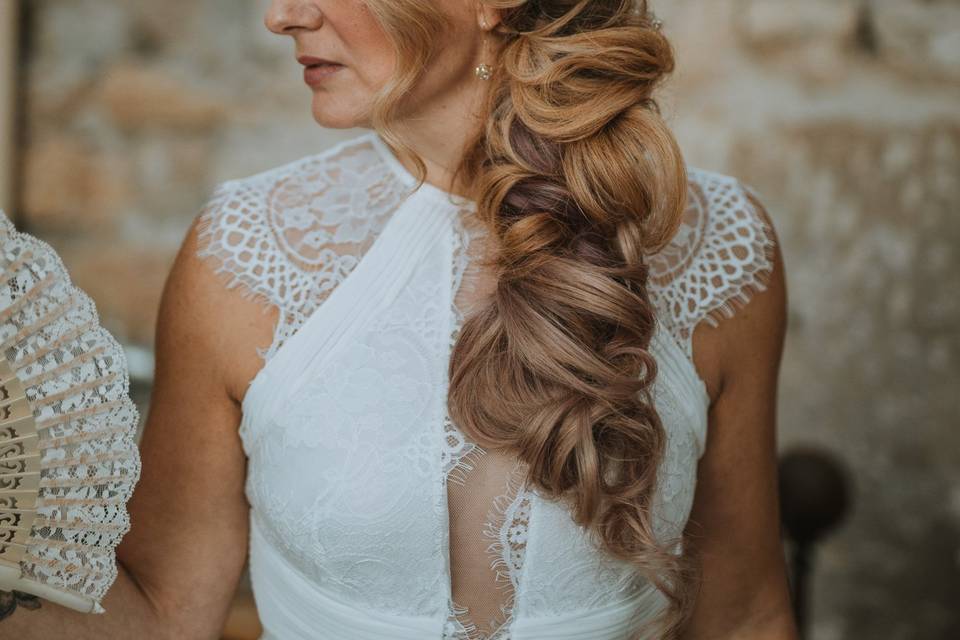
[{"xmin": 309, "ymin": 96, "xmax": 369, "ymax": 130}]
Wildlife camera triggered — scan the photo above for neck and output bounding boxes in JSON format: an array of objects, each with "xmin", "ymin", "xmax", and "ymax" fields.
[{"xmin": 385, "ymin": 74, "xmax": 489, "ymax": 201}]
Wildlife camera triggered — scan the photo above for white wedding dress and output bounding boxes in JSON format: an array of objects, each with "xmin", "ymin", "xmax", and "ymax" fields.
[{"xmin": 194, "ymin": 130, "xmax": 776, "ymax": 640}]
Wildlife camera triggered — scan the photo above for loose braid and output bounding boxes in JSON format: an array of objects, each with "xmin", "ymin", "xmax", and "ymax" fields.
[{"xmin": 366, "ymin": 1, "xmax": 699, "ymax": 636}]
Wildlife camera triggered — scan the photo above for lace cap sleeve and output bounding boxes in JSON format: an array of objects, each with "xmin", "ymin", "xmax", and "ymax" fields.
[
  {"xmin": 193, "ymin": 175, "xmax": 295, "ymax": 363},
  {"xmin": 649, "ymin": 167, "xmax": 778, "ymax": 359},
  {"xmin": 193, "ymin": 135, "xmax": 408, "ymax": 363}
]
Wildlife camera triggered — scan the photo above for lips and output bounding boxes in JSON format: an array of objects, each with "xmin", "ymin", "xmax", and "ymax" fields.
[
  {"xmin": 297, "ymin": 55, "xmax": 341, "ymax": 67},
  {"xmin": 300, "ymin": 57, "xmax": 345, "ymax": 86}
]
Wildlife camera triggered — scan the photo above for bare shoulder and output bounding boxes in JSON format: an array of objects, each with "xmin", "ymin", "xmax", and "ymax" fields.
[{"xmin": 164, "ymin": 209, "xmax": 278, "ymax": 406}]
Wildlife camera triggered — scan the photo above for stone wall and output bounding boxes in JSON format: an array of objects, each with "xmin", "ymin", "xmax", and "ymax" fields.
[{"xmin": 15, "ymin": 1, "xmax": 960, "ymax": 638}]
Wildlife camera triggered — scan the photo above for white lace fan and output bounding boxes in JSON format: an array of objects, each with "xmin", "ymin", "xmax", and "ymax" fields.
[{"xmin": 0, "ymin": 209, "xmax": 141, "ymax": 614}]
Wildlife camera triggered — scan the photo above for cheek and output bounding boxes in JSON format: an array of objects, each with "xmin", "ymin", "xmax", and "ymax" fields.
[
  {"xmin": 337, "ymin": 2, "xmax": 396, "ymax": 88},
  {"xmin": 402, "ymin": 33, "xmax": 476, "ymax": 105},
  {"xmin": 304, "ymin": 2, "xmax": 395, "ymax": 127}
]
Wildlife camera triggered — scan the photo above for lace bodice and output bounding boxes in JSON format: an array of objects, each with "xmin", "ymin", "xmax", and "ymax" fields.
[{"xmin": 195, "ymin": 130, "xmax": 776, "ymax": 640}]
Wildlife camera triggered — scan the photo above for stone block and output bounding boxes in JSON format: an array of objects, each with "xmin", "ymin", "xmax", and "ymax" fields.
[
  {"xmin": 21, "ymin": 137, "xmax": 134, "ymax": 231},
  {"xmin": 53, "ymin": 238, "xmax": 175, "ymax": 346},
  {"xmin": 97, "ymin": 62, "xmax": 228, "ymax": 131},
  {"xmin": 872, "ymin": 0, "xmax": 960, "ymax": 82},
  {"xmin": 739, "ymin": 0, "xmax": 860, "ymax": 49}
]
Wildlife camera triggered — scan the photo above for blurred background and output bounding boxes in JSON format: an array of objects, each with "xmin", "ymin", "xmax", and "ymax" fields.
[{"xmin": 0, "ymin": 1, "xmax": 957, "ymax": 638}]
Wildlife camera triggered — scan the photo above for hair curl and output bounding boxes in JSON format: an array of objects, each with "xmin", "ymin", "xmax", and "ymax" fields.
[{"xmin": 365, "ymin": 1, "xmax": 698, "ymax": 636}]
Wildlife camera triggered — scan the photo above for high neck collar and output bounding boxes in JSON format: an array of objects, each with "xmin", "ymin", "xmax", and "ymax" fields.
[{"xmin": 366, "ymin": 130, "xmax": 477, "ymax": 213}]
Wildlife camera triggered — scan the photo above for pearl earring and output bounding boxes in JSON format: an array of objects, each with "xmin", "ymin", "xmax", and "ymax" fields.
[
  {"xmin": 475, "ymin": 16, "xmax": 492, "ymax": 80},
  {"xmin": 475, "ymin": 62, "xmax": 492, "ymax": 81}
]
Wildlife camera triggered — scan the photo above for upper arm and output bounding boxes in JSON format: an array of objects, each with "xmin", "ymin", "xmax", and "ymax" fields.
[
  {"xmin": 681, "ymin": 192, "xmax": 798, "ymax": 638},
  {"xmin": 115, "ymin": 215, "xmax": 254, "ymax": 639}
]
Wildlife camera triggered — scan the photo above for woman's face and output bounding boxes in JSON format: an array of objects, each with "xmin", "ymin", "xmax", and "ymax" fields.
[{"xmin": 264, "ymin": 0, "xmax": 486, "ymax": 130}]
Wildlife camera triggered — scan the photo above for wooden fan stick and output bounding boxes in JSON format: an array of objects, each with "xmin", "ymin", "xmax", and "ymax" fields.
[
  {"xmin": 0, "ymin": 356, "xmax": 39, "ymax": 569},
  {"xmin": 0, "ymin": 355, "xmax": 105, "ymax": 613}
]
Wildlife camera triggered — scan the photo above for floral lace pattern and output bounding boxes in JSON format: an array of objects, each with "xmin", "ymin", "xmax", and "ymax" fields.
[{"xmin": 195, "ymin": 136, "xmax": 411, "ymax": 362}]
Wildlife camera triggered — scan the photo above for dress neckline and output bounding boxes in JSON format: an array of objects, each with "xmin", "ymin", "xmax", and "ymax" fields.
[{"xmin": 366, "ymin": 130, "xmax": 478, "ymax": 214}]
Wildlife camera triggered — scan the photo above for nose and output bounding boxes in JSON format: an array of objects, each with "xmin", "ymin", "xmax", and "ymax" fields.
[{"xmin": 264, "ymin": 0, "xmax": 323, "ymax": 35}]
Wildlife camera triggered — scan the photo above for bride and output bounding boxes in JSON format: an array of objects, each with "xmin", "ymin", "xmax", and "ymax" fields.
[{"xmin": 6, "ymin": 1, "xmax": 798, "ymax": 638}]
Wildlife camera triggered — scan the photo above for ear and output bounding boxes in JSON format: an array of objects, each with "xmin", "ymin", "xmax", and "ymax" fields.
[{"xmin": 477, "ymin": 3, "xmax": 502, "ymax": 31}]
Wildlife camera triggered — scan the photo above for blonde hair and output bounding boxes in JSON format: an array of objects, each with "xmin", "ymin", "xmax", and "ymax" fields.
[{"xmin": 364, "ymin": 1, "xmax": 697, "ymax": 636}]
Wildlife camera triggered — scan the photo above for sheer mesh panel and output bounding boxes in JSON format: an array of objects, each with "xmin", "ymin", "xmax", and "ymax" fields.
[{"xmin": 444, "ymin": 208, "xmax": 528, "ymax": 640}]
